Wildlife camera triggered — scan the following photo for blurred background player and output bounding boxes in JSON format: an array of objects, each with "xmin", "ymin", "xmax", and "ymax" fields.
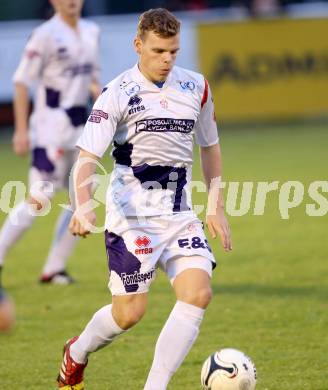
[
  {"xmin": 57, "ymin": 8, "xmax": 231, "ymax": 389},
  {"xmin": 0, "ymin": 0, "xmax": 101, "ymax": 285}
]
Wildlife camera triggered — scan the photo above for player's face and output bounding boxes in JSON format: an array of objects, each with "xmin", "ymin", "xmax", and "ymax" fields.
[
  {"xmin": 135, "ymin": 31, "xmax": 180, "ymax": 82},
  {"xmin": 52, "ymin": 0, "xmax": 83, "ymax": 18}
]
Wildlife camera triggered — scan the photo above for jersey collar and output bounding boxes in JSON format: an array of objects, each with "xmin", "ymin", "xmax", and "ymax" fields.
[{"xmin": 54, "ymin": 14, "xmax": 81, "ymax": 36}]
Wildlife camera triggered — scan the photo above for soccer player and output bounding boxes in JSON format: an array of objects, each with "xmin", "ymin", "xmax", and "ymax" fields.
[
  {"xmin": 57, "ymin": 8, "xmax": 232, "ymax": 389},
  {"xmin": 0, "ymin": 0, "xmax": 101, "ymax": 284}
]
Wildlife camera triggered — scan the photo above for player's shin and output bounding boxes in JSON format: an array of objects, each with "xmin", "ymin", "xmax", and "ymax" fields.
[
  {"xmin": 41, "ymin": 208, "xmax": 78, "ymax": 277},
  {"xmin": 0, "ymin": 201, "xmax": 36, "ymax": 266},
  {"xmin": 70, "ymin": 304, "xmax": 126, "ymax": 364},
  {"xmin": 144, "ymin": 300, "xmax": 205, "ymax": 390}
]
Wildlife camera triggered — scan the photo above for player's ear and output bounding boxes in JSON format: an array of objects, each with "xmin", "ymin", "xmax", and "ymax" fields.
[{"xmin": 134, "ymin": 37, "xmax": 142, "ymax": 55}]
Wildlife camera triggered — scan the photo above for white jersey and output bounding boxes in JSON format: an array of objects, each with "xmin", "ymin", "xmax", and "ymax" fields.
[
  {"xmin": 13, "ymin": 14, "xmax": 100, "ymax": 150},
  {"xmin": 77, "ymin": 64, "xmax": 219, "ymax": 218}
]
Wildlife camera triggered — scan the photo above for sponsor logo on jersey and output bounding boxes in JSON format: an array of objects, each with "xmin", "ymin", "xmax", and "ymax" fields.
[
  {"xmin": 160, "ymin": 98, "xmax": 168, "ymax": 109},
  {"xmin": 57, "ymin": 47, "xmax": 69, "ymax": 60},
  {"xmin": 63, "ymin": 63, "xmax": 93, "ymax": 77},
  {"xmin": 135, "ymin": 118, "xmax": 195, "ymax": 133},
  {"xmin": 120, "ymin": 81, "xmax": 141, "ymax": 96},
  {"xmin": 128, "ymin": 95, "xmax": 142, "ymax": 106},
  {"xmin": 88, "ymin": 109, "xmax": 109, "ymax": 123},
  {"xmin": 134, "ymin": 236, "xmax": 153, "ymax": 255},
  {"xmin": 179, "ymin": 80, "xmax": 196, "ymax": 91},
  {"xmin": 128, "ymin": 95, "xmax": 146, "ymax": 115},
  {"xmin": 121, "ymin": 269, "xmax": 155, "ymax": 287}
]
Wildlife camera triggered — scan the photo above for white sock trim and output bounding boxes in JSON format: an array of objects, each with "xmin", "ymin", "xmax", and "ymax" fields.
[{"xmin": 173, "ymin": 300, "xmax": 205, "ymax": 326}]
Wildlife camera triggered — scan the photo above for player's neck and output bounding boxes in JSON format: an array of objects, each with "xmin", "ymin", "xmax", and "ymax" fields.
[
  {"xmin": 138, "ymin": 62, "xmax": 166, "ymax": 84},
  {"xmin": 58, "ymin": 12, "xmax": 79, "ymax": 30}
]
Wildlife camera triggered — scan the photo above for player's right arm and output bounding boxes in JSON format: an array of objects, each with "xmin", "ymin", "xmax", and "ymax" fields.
[
  {"xmin": 13, "ymin": 83, "xmax": 30, "ymax": 156},
  {"xmin": 70, "ymin": 86, "xmax": 120, "ymax": 237},
  {"xmin": 69, "ymin": 149, "xmax": 99, "ymax": 238},
  {"xmin": 12, "ymin": 28, "xmax": 47, "ymax": 156}
]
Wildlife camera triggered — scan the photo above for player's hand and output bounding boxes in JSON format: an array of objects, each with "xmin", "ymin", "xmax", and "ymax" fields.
[
  {"xmin": 12, "ymin": 130, "xmax": 29, "ymax": 156},
  {"xmin": 206, "ymin": 207, "xmax": 232, "ymax": 252},
  {"xmin": 69, "ymin": 210, "xmax": 96, "ymax": 238}
]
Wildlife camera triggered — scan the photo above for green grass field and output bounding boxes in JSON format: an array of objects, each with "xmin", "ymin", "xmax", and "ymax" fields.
[{"xmin": 0, "ymin": 123, "xmax": 327, "ymax": 389}]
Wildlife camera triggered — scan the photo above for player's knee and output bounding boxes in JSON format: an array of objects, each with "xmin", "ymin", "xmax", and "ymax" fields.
[
  {"xmin": 113, "ymin": 302, "xmax": 146, "ymax": 330},
  {"xmin": 196, "ymin": 286, "xmax": 212, "ymax": 308},
  {"xmin": 113, "ymin": 299, "xmax": 146, "ymax": 330},
  {"xmin": 112, "ymin": 293, "xmax": 148, "ymax": 330},
  {"xmin": 183, "ymin": 286, "xmax": 213, "ymax": 309}
]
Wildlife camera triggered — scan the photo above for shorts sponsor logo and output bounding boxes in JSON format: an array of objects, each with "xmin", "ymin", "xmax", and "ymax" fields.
[
  {"xmin": 178, "ymin": 236, "xmax": 212, "ymax": 253},
  {"xmin": 88, "ymin": 109, "xmax": 109, "ymax": 123},
  {"xmin": 135, "ymin": 247, "xmax": 153, "ymax": 255},
  {"xmin": 187, "ymin": 223, "xmax": 197, "ymax": 232},
  {"xmin": 121, "ymin": 269, "xmax": 155, "ymax": 286},
  {"xmin": 135, "ymin": 235, "xmax": 151, "ymax": 247},
  {"xmin": 128, "ymin": 95, "xmax": 145, "ymax": 115},
  {"xmin": 134, "ymin": 236, "xmax": 153, "ymax": 254},
  {"xmin": 135, "ymin": 118, "xmax": 195, "ymax": 133}
]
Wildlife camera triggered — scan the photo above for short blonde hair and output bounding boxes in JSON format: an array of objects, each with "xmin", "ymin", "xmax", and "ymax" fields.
[{"xmin": 137, "ymin": 8, "xmax": 180, "ymax": 40}]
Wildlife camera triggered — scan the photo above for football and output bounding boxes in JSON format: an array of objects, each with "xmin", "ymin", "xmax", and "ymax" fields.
[{"xmin": 201, "ymin": 348, "xmax": 257, "ymax": 390}]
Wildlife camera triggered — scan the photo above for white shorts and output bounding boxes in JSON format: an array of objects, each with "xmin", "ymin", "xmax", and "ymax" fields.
[
  {"xmin": 105, "ymin": 213, "xmax": 216, "ymax": 296},
  {"xmin": 28, "ymin": 147, "xmax": 78, "ymax": 197}
]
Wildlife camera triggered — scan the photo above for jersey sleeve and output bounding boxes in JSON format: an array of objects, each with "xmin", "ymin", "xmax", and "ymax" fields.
[
  {"xmin": 13, "ymin": 28, "xmax": 47, "ymax": 87},
  {"xmin": 76, "ymin": 88, "xmax": 119, "ymax": 158},
  {"xmin": 194, "ymin": 78, "xmax": 219, "ymax": 147}
]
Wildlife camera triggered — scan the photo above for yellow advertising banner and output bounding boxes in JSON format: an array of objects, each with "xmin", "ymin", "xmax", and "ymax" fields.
[{"xmin": 197, "ymin": 18, "xmax": 328, "ymax": 122}]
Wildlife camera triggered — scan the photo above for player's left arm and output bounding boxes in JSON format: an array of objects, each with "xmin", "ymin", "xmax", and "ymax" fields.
[
  {"xmin": 89, "ymin": 25, "xmax": 102, "ymax": 101},
  {"xmin": 200, "ymin": 143, "xmax": 232, "ymax": 252},
  {"xmin": 195, "ymin": 78, "xmax": 232, "ymax": 251},
  {"xmin": 12, "ymin": 28, "xmax": 47, "ymax": 155},
  {"xmin": 89, "ymin": 80, "xmax": 102, "ymax": 101}
]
